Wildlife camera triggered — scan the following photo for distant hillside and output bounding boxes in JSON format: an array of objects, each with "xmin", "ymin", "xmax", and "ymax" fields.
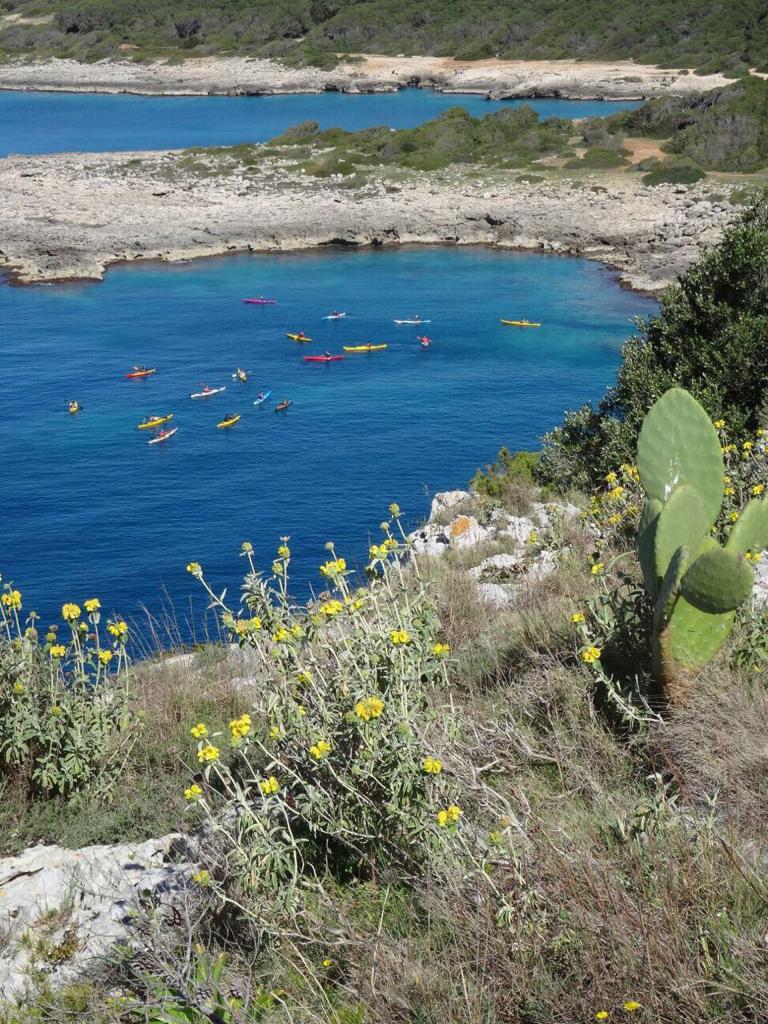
[{"xmin": 1, "ymin": 0, "xmax": 767, "ymax": 72}]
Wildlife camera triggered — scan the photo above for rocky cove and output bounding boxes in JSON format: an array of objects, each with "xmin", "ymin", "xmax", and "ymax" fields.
[{"xmin": 0, "ymin": 147, "xmax": 739, "ymax": 291}]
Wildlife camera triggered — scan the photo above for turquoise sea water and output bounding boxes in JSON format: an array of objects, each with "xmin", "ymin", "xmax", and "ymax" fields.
[
  {"xmin": 0, "ymin": 88, "xmax": 641, "ymax": 156},
  {"xmin": 1, "ymin": 247, "xmax": 656, "ymax": 632}
]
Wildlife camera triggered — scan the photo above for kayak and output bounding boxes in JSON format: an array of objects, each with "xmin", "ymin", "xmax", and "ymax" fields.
[
  {"xmin": 243, "ymin": 298, "xmax": 276, "ymax": 305},
  {"xmin": 68, "ymin": 403, "xmax": 81, "ymax": 415},
  {"xmin": 500, "ymin": 319, "xmax": 542, "ymax": 327},
  {"xmin": 217, "ymin": 414, "xmax": 241, "ymax": 429},
  {"xmin": 304, "ymin": 355, "xmax": 345, "ymax": 363},
  {"xmin": 343, "ymin": 344, "xmax": 388, "ymax": 353},
  {"xmin": 394, "ymin": 319, "xmax": 430, "ymax": 325},
  {"xmin": 126, "ymin": 368, "xmax": 157, "ymax": 379},
  {"xmin": 232, "ymin": 370, "xmax": 248, "ymax": 382},
  {"xmin": 138, "ymin": 413, "xmax": 174, "ymax": 430},
  {"xmin": 190, "ymin": 386, "xmax": 226, "ymax": 399},
  {"xmin": 287, "ymin": 333, "xmax": 312, "ymax": 342},
  {"xmin": 275, "ymin": 400, "xmax": 292, "ymax": 413},
  {"xmin": 324, "ymin": 312, "xmax": 347, "ymax": 320},
  {"xmin": 253, "ymin": 390, "xmax": 272, "ymax": 407},
  {"xmin": 148, "ymin": 427, "xmax": 177, "ymax": 445},
  {"xmin": 418, "ymin": 336, "xmax": 431, "ymax": 347}
]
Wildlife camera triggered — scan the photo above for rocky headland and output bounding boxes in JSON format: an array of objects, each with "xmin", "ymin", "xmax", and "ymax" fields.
[
  {"xmin": 0, "ymin": 53, "xmax": 736, "ymax": 99},
  {"xmin": 0, "ymin": 146, "xmax": 739, "ymax": 291}
]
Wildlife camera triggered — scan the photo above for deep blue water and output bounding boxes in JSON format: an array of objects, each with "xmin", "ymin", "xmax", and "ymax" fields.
[
  {"xmin": 1, "ymin": 247, "xmax": 656, "ymax": 633},
  {"xmin": 0, "ymin": 89, "xmax": 641, "ymax": 156}
]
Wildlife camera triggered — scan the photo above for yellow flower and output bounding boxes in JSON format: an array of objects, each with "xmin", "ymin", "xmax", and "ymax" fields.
[
  {"xmin": 722, "ymin": 444, "xmax": 737, "ymax": 454},
  {"xmin": 309, "ymin": 739, "xmax": 331, "ymax": 760},
  {"xmin": 320, "ymin": 557, "xmax": 347, "ymax": 577},
  {"xmin": 432, "ymin": 642, "xmax": 450, "ymax": 657},
  {"xmin": 272, "ymin": 561, "xmax": 283, "ymax": 575},
  {"xmin": 581, "ymin": 646, "xmax": 602, "ymax": 664},
  {"xmin": 729, "ymin": 511, "xmax": 740, "ymax": 522},
  {"xmin": 84, "ymin": 598, "xmax": 101, "ymax": 614},
  {"xmin": 320, "ymin": 599, "xmax": 343, "ymax": 617},
  {"xmin": 388, "ymin": 502, "xmax": 401, "ymax": 517},
  {"xmin": 192, "ymin": 869, "xmax": 210, "ymax": 886},
  {"xmin": 619, "ymin": 463, "xmax": 639, "ymax": 480},
  {"xmin": 422, "ymin": 756, "xmax": 442, "ymax": 774},
  {"xmin": 757, "ymin": 428, "xmax": 767, "ymax": 437},
  {"xmin": 241, "ymin": 541, "xmax": 253, "ymax": 553},
  {"xmin": 229, "ymin": 713, "xmax": 252, "ymax": 740},
  {"xmin": 277, "ymin": 544, "xmax": 290, "ymax": 558},
  {"xmin": 197, "ymin": 744, "xmax": 220, "ymax": 763},
  {"xmin": 369, "ymin": 543, "xmax": 384, "ymax": 560},
  {"xmin": 436, "ymin": 805, "xmax": 462, "ymax": 828},
  {"xmin": 570, "ymin": 612, "xmax": 585, "ymax": 624},
  {"xmin": 528, "ymin": 529, "xmax": 538, "ymax": 544},
  {"xmin": 186, "ymin": 562, "xmax": 202, "ymax": 576},
  {"xmin": 98, "ymin": 649, "xmax": 113, "ymax": 666},
  {"xmin": 1, "ymin": 590, "xmax": 22, "ymax": 611},
  {"xmin": 591, "ymin": 562, "xmax": 605, "ymax": 575},
  {"xmin": 235, "ymin": 616, "xmax": 262, "ymax": 635},
  {"xmin": 107, "ymin": 620, "xmax": 128, "ymax": 641},
  {"xmin": 190, "ymin": 722, "xmax": 208, "ymax": 739},
  {"xmin": 45, "ymin": 631, "xmax": 57, "ymax": 643},
  {"xmin": 184, "ymin": 783, "xmax": 203, "ymax": 800},
  {"xmin": 272, "ymin": 627, "xmax": 289, "ymax": 643},
  {"xmin": 297, "ymin": 670, "xmax": 313, "ymax": 684},
  {"xmin": 622, "ymin": 1002, "xmax": 641, "ymax": 1013},
  {"xmin": 354, "ymin": 695, "xmax": 385, "ymax": 721},
  {"xmin": 595, "ymin": 1013, "xmax": 609, "ymax": 1021},
  {"xmin": 49, "ymin": 644, "xmax": 66, "ymax": 659},
  {"xmin": 752, "ymin": 483, "xmax": 765, "ymax": 495},
  {"xmin": 390, "ymin": 629, "xmax": 411, "ymax": 645},
  {"xmin": 322, "ymin": 958, "xmax": 334, "ymax": 968},
  {"xmin": 61, "ymin": 603, "xmax": 81, "ymax": 622},
  {"xmin": 12, "ymin": 682, "xmax": 25, "ymax": 695},
  {"xmin": 605, "ymin": 471, "xmax": 618, "ymax": 484},
  {"xmin": 259, "ymin": 776, "xmax": 280, "ymax": 795},
  {"xmin": 743, "ymin": 440, "xmax": 754, "ymax": 451},
  {"xmin": 724, "ymin": 487, "xmax": 735, "ymax": 496},
  {"xmin": 606, "ymin": 485, "xmax": 625, "ymax": 500},
  {"xmin": 269, "ymin": 725, "xmax": 282, "ymax": 740},
  {"xmin": 713, "ymin": 419, "xmax": 726, "ymax": 429},
  {"xmin": 51, "ymin": 705, "xmax": 63, "ymax": 717}
]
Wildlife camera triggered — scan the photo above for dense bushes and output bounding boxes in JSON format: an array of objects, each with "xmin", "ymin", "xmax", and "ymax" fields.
[
  {"xmin": 2, "ymin": 0, "xmax": 767, "ymax": 69},
  {"xmin": 537, "ymin": 190, "xmax": 768, "ymax": 491}
]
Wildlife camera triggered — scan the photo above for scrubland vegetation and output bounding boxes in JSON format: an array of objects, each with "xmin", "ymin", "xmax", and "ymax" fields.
[
  {"xmin": 3, "ymin": 197, "xmax": 768, "ymax": 1021},
  {"xmin": 0, "ymin": 0, "xmax": 766, "ymax": 72}
]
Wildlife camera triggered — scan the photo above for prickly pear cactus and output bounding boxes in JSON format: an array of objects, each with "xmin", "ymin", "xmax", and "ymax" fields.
[{"xmin": 636, "ymin": 388, "xmax": 768, "ymax": 704}]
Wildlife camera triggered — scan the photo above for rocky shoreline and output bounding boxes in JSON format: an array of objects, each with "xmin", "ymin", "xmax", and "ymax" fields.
[
  {"xmin": 0, "ymin": 146, "xmax": 739, "ymax": 292},
  {"xmin": 0, "ymin": 53, "xmax": 735, "ymax": 99}
]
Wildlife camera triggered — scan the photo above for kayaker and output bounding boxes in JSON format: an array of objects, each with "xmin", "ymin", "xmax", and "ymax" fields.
[
  {"xmin": 257, "ymin": 391, "xmax": 265, "ymax": 400},
  {"xmin": 68, "ymin": 400, "xmax": 80, "ymax": 414}
]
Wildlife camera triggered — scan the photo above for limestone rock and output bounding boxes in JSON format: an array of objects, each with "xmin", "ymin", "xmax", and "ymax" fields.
[
  {"xmin": 446, "ymin": 514, "xmax": 490, "ymax": 549},
  {"xmin": 429, "ymin": 489, "xmax": 472, "ymax": 520},
  {"xmin": 469, "ymin": 552, "xmax": 523, "ymax": 580},
  {"xmin": 0, "ymin": 835, "xmax": 192, "ymax": 1000},
  {"xmin": 476, "ymin": 582, "xmax": 517, "ymax": 608}
]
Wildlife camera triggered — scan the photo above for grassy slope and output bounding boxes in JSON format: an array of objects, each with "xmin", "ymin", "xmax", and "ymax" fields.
[{"xmin": 0, "ymin": 0, "xmax": 767, "ymax": 71}]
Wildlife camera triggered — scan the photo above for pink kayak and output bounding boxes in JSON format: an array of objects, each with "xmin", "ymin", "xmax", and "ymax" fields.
[
  {"xmin": 304, "ymin": 355, "xmax": 345, "ymax": 363},
  {"xmin": 243, "ymin": 297, "xmax": 276, "ymax": 305}
]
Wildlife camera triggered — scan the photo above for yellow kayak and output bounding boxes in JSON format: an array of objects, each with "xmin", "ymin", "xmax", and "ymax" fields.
[
  {"xmin": 343, "ymin": 344, "xmax": 388, "ymax": 353},
  {"xmin": 500, "ymin": 319, "xmax": 541, "ymax": 328},
  {"xmin": 287, "ymin": 333, "xmax": 312, "ymax": 342},
  {"xmin": 138, "ymin": 413, "xmax": 174, "ymax": 430},
  {"xmin": 217, "ymin": 414, "xmax": 241, "ymax": 429}
]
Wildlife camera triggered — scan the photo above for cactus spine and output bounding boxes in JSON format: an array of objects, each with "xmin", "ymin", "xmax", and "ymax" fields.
[{"xmin": 636, "ymin": 388, "xmax": 768, "ymax": 704}]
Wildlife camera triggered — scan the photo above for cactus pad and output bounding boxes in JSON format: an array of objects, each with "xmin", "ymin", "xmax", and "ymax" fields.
[
  {"xmin": 654, "ymin": 484, "xmax": 709, "ymax": 580},
  {"xmin": 680, "ymin": 547, "xmax": 754, "ymax": 613},
  {"xmin": 637, "ymin": 388, "xmax": 724, "ymax": 526},
  {"xmin": 661, "ymin": 598, "xmax": 736, "ymax": 671},
  {"xmin": 654, "ymin": 544, "xmax": 688, "ymax": 629},
  {"xmin": 638, "ymin": 498, "xmax": 663, "ymax": 596},
  {"xmin": 725, "ymin": 498, "xmax": 768, "ymax": 556}
]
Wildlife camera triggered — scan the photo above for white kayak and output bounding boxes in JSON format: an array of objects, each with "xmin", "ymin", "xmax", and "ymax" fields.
[
  {"xmin": 324, "ymin": 312, "xmax": 347, "ymax": 320},
  {"xmin": 148, "ymin": 428, "xmax": 177, "ymax": 445},
  {"xmin": 190, "ymin": 386, "xmax": 226, "ymax": 399},
  {"xmin": 394, "ymin": 318, "xmax": 431, "ymax": 325}
]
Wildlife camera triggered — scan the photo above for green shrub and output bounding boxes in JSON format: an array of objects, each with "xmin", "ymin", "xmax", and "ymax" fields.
[
  {"xmin": 538, "ymin": 189, "xmax": 768, "ymax": 491},
  {"xmin": 569, "ymin": 146, "xmax": 627, "ymax": 169},
  {"xmin": 472, "ymin": 448, "xmax": 540, "ymax": 497},
  {"xmin": 643, "ymin": 162, "xmax": 705, "ymax": 185}
]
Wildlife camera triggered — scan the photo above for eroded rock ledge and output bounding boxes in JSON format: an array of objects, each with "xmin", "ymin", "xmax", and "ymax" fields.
[
  {"xmin": 0, "ymin": 54, "xmax": 736, "ymax": 99},
  {"xmin": 0, "ymin": 148, "xmax": 739, "ymax": 291}
]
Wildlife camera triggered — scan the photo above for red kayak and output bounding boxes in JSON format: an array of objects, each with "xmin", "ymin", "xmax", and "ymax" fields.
[
  {"xmin": 304, "ymin": 354, "xmax": 345, "ymax": 363},
  {"xmin": 126, "ymin": 367, "xmax": 157, "ymax": 379},
  {"xmin": 418, "ymin": 336, "xmax": 431, "ymax": 348},
  {"xmin": 243, "ymin": 297, "xmax": 276, "ymax": 305}
]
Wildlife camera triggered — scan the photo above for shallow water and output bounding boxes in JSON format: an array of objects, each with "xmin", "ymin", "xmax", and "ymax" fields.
[
  {"xmin": 0, "ymin": 88, "xmax": 641, "ymax": 156},
  {"xmin": 1, "ymin": 246, "xmax": 656, "ymax": 631}
]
